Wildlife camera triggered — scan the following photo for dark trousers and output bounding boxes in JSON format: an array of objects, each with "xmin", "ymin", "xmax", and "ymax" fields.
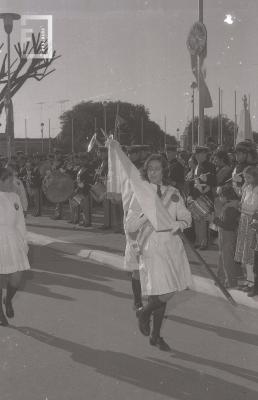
[{"xmin": 30, "ymin": 187, "xmax": 41, "ymax": 216}]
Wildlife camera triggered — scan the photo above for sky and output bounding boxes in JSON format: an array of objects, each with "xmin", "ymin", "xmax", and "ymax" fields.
[{"xmin": 0, "ymin": 0, "xmax": 258, "ymax": 143}]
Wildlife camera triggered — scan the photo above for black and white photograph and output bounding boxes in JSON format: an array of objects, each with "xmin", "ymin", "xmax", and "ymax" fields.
[{"xmin": 0, "ymin": 1, "xmax": 258, "ymax": 399}]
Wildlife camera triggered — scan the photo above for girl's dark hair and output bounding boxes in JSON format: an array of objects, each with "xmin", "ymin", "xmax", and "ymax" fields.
[
  {"xmin": 141, "ymin": 154, "xmax": 170, "ymax": 185},
  {"xmin": 0, "ymin": 167, "xmax": 13, "ymax": 182}
]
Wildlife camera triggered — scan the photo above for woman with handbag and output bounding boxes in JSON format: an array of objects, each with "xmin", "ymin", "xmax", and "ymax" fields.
[
  {"xmin": 0, "ymin": 167, "xmax": 30, "ymax": 326},
  {"xmin": 125, "ymin": 154, "xmax": 192, "ymax": 351}
]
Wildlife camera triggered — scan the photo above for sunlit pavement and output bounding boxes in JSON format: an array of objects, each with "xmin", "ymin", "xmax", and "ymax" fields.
[{"xmin": 1, "ymin": 237, "xmax": 258, "ymax": 399}]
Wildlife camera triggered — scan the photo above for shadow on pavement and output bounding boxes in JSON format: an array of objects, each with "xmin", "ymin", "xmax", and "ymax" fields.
[
  {"xmin": 168, "ymin": 314, "xmax": 258, "ymax": 347},
  {"xmin": 21, "ymin": 245, "xmax": 131, "ymax": 303},
  {"xmin": 12, "ymin": 325, "xmax": 258, "ymax": 400}
]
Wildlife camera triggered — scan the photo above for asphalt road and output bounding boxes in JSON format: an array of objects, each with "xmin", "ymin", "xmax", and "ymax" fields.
[{"xmin": 1, "ymin": 241, "xmax": 258, "ymax": 400}]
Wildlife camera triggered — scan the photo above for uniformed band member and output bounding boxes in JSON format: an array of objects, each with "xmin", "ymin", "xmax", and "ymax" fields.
[
  {"xmin": 165, "ymin": 144, "xmax": 185, "ymax": 193},
  {"xmin": 20, "ymin": 158, "xmax": 42, "ymax": 216},
  {"xmin": 51, "ymin": 148, "xmax": 66, "ymax": 220},
  {"xmin": 190, "ymin": 146, "xmax": 217, "ymax": 250},
  {"xmin": 73, "ymin": 153, "xmax": 94, "ymax": 227}
]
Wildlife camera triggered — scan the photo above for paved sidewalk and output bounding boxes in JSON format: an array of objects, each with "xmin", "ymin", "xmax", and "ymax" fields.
[{"xmin": 26, "ymin": 214, "xmax": 258, "ymax": 310}]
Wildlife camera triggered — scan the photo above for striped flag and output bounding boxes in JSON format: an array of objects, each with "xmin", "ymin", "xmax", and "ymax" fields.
[{"xmin": 107, "ymin": 139, "xmax": 177, "ymax": 231}]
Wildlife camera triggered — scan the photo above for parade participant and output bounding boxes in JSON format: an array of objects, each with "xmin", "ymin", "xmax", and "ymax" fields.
[
  {"xmin": 74, "ymin": 153, "xmax": 94, "ymax": 227},
  {"xmin": 127, "ymin": 145, "xmax": 143, "ymax": 170},
  {"xmin": 248, "ymin": 212, "xmax": 258, "ymax": 297},
  {"xmin": 51, "ymin": 148, "xmax": 66, "ymax": 220},
  {"xmin": 165, "ymin": 144, "xmax": 185, "ymax": 193},
  {"xmin": 125, "ymin": 154, "xmax": 192, "ymax": 351},
  {"xmin": 0, "ymin": 167, "xmax": 30, "ymax": 326},
  {"xmin": 95, "ymin": 146, "xmax": 111, "ymax": 229},
  {"xmin": 190, "ymin": 146, "xmax": 216, "ymax": 250},
  {"xmin": 6, "ymin": 161, "xmax": 28, "ymax": 212},
  {"xmin": 213, "ymin": 150, "xmax": 232, "ymax": 187},
  {"xmin": 232, "ymin": 141, "xmax": 252, "ymax": 197},
  {"xmin": 21, "ymin": 158, "xmax": 42, "ymax": 216},
  {"xmin": 67, "ymin": 154, "xmax": 81, "ymax": 224},
  {"xmin": 235, "ymin": 166, "xmax": 258, "ymax": 292},
  {"xmin": 124, "ymin": 146, "xmax": 146, "ymax": 311},
  {"xmin": 212, "ymin": 185, "xmax": 240, "ymax": 288}
]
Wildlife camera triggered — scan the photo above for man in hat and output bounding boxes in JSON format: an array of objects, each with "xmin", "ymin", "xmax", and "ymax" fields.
[
  {"xmin": 166, "ymin": 144, "xmax": 185, "ymax": 192},
  {"xmin": 51, "ymin": 148, "xmax": 66, "ymax": 220},
  {"xmin": 127, "ymin": 145, "xmax": 144, "ymax": 170},
  {"xmin": 72, "ymin": 152, "xmax": 94, "ymax": 227},
  {"xmin": 190, "ymin": 146, "xmax": 217, "ymax": 250}
]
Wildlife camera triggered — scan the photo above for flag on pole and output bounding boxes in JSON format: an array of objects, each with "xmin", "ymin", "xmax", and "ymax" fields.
[{"xmin": 107, "ymin": 138, "xmax": 179, "ymax": 231}]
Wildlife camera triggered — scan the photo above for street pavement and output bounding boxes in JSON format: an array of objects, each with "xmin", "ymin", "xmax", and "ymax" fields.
[
  {"xmin": 1, "ymin": 209, "xmax": 258, "ymax": 399},
  {"xmin": 1, "ymin": 240, "xmax": 258, "ymax": 400}
]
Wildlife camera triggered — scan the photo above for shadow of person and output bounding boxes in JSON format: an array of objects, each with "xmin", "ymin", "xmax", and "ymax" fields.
[{"xmin": 12, "ymin": 325, "xmax": 258, "ymax": 400}]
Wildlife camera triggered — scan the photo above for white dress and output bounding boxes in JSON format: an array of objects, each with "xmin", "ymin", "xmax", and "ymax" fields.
[
  {"xmin": 125, "ymin": 184, "xmax": 193, "ymax": 296},
  {"xmin": 0, "ymin": 191, "xmax": 30, "ymax": 274}
]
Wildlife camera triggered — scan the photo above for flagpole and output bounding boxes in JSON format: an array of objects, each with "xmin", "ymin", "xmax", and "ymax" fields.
[
  {"xmin": 234, "ymin": 90, "xmax": 237, "ymax": 146},
  {"xmin": 218, "ymin": 87, "xmax": 221, "ymax": 144},
  {"xmin": 164, "ymin": 115, "xmax": 167, "ymax": 152},
  {"xmin": 198, "ymin": 0, "xmax": 204, "ymax": 145},
  {"xmin": 220, "ymin": 89, "xmax": 223, "ymax": 145},
  {"xmin": 25, "ymin": 118, "xmax": 28, "ymax": 155}
]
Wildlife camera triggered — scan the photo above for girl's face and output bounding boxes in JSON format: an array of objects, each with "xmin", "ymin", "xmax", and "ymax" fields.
[
  {"xmin": 244, "ymin": 173, "xmax": 254, "ymax": 185},
  {"xmin": 147, "ymin": 160, "xmax": 163, "ymax": 185}
]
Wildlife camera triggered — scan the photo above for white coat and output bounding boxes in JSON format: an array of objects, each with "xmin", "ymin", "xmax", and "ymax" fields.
[{"xmin": 125, "ymin": 184, "xmax": 193, "ymax": 296}]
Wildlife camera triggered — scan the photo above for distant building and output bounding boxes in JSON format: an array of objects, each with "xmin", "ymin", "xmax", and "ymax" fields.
[{"xmin": 0, "ymin": 134, "xmax": 53, "ymax": 156}]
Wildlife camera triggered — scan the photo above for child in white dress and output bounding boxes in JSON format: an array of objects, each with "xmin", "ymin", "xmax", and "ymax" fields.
[
  {"xmin": 125, "ymin": 154, "xmax": 192, "ymax": 351},
  {"xmin": 0, "ymin": 167, "xmax": 30, "ymax": 326}
]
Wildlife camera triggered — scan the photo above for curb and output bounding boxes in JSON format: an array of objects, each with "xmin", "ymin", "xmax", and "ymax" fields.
[{"xmin": 27, "ymin": 232, "xmax": 258, "ymax": 311}]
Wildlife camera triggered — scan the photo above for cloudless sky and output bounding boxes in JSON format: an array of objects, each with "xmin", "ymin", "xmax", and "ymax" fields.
[{"xmin": 0, "ymin": 0, "xmax": 258, "ymax": 143}]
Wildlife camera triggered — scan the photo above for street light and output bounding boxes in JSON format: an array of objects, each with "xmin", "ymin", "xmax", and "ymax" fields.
[
  {"xmin": 41, "ymin": 122, "xmax": 44, "ymax": 153},
  {"xmin": 191, "ymin": 81, "xmax": 198, "ymax": 150},
  {"xmin": 0, "ymin": 13, "xmax": 21, "ymax": 159}
]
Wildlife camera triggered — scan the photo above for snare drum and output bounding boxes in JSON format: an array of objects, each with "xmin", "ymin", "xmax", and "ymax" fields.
[{"xmin": 188, "ymin": 195, "xmax": 213, "ymax": 220}]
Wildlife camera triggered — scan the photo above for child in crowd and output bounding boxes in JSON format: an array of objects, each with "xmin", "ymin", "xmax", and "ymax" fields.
[
  {"xmin": 213, "ymin": 185, "xmax": 240, "ymax": 288},
  {"xmin": 235, "ymin": 166, "xmax": 258, "ymax": 292}
]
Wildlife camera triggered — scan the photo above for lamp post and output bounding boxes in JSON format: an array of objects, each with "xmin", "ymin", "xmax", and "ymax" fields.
[
  {"xmin": 41, "ymin": 122, "xmax": 44, "ymax": 153},
  {"xmin": 0, "ymin": 13, "xmax": 21, "ymax": 159},
  {"xmin": 191, "ymin": 81, "xmax": 197, "ymax": 150}
]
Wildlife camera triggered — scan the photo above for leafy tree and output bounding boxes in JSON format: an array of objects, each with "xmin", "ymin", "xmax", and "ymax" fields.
[
  {"xmin": 184, "ymin": 115, "xmax": 235, "ymax": 150},
  {"xmin": 56, "ymin": 101, "xmax": 167, "ymax": 152},
  {"xmin": 0, "ymin": 33, "xmax": 60, "ymax": 115}
]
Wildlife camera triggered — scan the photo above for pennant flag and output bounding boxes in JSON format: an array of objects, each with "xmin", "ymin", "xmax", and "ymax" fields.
[{"xmin": 107, "ymin": 138, "xmax": 178, "ymax": 231}]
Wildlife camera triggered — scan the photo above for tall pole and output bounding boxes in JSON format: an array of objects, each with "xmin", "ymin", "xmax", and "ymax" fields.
[
  {"xmin": 141, "ymin": 117, "xmax": 144, "ymax": 145},
  {"xmin": 25, "ymin": 118, "xmax": 28, "ymax": 155},
  {"xmin": 94, "ymin": 117, "xmax": 97, "ymax": 131},
  {"xmin": 40, "ymin": 123, "xmax": 44, "ymax": 153},
  {"xmin": 71, "ymin": 118, "xmax": 74, "ymax": 153},
  {"xmin": 48, "ymin": 118, "xmax": 51, "ymax": 153},
  {"xmin": 218, "ymin": 87, "xmax": 221, "ymax": 144},
  {"xmin": 7, "ymin": 32, "xmax": 11, "ymax": 160},
  {"xmin": 198, "ymin": 0, "xmax": 204, "ymax": 145},
  {"xmin": 220, "ymin": 89, "xmax": 223, "ymax": 145},
  {"xmin": 248, "ymin": 94, "xmax": 251, "ymax": 112},
  {"xmin": 234, "ymin": 90, "xmax": 237, "ymax": 145},
  {"xmin": 192, "ymin": 89, "xmax": 195, "ymax": 150},
  {"xmin": 164, "ymin": 115, "xmax": 167, "ymax": 151}
]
